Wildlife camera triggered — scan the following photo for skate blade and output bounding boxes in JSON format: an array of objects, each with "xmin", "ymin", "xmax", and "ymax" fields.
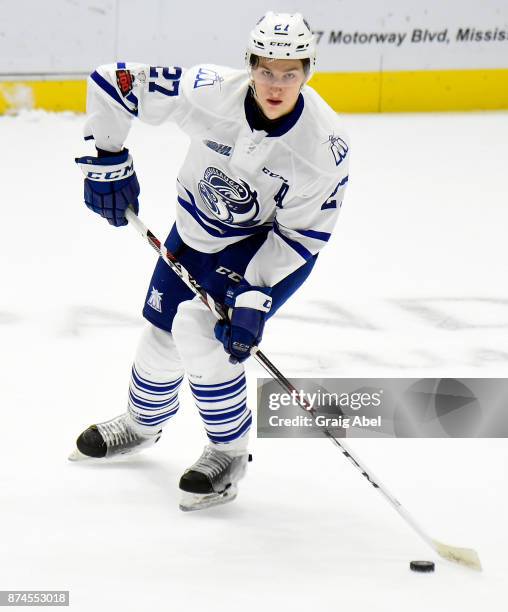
[
  {"xmin": 67, "ymin": 448, "xmax": 141, "ymax": 462},
  {"xmin": 67, "ymin": 448, "xmax": 112, "ymax": 462},
  {"xmin": 179, "ymin": 485, "xmax": 238, "ymax": 512},
  {"xmin": 68, "ymin": 448, "xmax": 92, "ymax": 462}
]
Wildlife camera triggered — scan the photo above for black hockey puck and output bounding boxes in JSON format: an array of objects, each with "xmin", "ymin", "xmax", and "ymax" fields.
[{"xmin": 410, "ymin": 560, "xmax": 435, "ymax": 573}]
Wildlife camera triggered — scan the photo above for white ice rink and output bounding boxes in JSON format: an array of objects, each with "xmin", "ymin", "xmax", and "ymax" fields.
[{"xmin": 1, "ymin": 109, "xmax": 507, "ymax": 611}]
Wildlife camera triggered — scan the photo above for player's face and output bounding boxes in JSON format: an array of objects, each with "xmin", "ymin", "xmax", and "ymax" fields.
[{"xmin": 251, "ymin": 58, "xmax": 306, "ymax": 120}]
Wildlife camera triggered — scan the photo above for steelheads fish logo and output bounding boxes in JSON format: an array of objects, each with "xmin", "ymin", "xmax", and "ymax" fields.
[{"xmin": 198, "ymin": 167, "xmax": 260, "ymax": 226}]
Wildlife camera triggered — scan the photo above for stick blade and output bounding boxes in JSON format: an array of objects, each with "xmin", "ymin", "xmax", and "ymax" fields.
[{"xmin": 432, "ymin": 539, "xmax": 482, "ymax": 571}]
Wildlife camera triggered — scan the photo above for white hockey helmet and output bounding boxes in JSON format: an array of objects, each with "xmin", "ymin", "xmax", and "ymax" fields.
[{"xmin": 246, "ymin": 12, "xmax": 316, "ymax": 81}]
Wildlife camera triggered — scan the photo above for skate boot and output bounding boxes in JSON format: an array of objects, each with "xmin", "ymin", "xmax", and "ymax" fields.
[
  {"xmin": 179, "ymin": 444, "xmax": 252, "ymax": 511},
  {"xmin": 68, "ymin": 413, "xmax": 161, "ymax": 461}
]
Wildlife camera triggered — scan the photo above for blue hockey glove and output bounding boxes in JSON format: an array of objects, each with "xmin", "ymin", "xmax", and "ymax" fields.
[
  {"xmin": 75, "ymin": 148, "xmax": 139, "ymax": 227},
  {"xmin": 214, "ymin": 282, "xmax": 272, "ymax": 363}
]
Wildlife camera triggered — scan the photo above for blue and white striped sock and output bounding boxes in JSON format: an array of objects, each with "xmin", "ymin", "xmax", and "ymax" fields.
[
  {"xmin": 190, "ymin": 372, "xmax": 251, "ymax": 447},
  {"xmin": 127, "ymin": 364, "xmax": 183, "ymax": 434}
]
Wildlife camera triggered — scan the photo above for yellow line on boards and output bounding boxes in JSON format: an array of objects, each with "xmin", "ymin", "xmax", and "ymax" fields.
[
  {"xmin": 0, "ymin": 80, "xmax": 86, "ymax": 114},
  {"xmin": 310, "ymin": 68, "xmax": 508, "ymax": 112},
  {"xmin": 1, "ymin": 69, "xmax": 507, "ymax": 114}
]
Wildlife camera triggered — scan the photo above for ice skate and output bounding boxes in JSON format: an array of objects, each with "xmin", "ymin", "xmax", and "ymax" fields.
[
  {"xmin": 179, "ymin": 445, "xmax": 252, "ymax": 511},
  {"xmin": 68, "ymin": 413, "xmax": 161, "ymax": 462}
]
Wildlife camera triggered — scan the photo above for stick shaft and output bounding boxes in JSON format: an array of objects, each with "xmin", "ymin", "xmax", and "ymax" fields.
[
  {"xmin": 125, "ymin": 208, "xmax": 296, "ymax": 384},
  {"xmin": 125, "ymin": 209, "xmax": 479, "ymax": 569}
]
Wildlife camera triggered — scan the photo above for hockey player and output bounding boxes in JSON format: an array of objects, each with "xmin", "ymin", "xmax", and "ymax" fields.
[{"xmin": 72, "ymin": 12, "xmax": 349, "ymax": 511}]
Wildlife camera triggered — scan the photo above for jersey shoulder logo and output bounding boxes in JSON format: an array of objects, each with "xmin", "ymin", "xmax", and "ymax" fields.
[
  {"xmin": 198, "ymin": 167, "xmax": 260, "ymax": 226},
  {"xmin": 194, "ymin": 67, "xmax": 223, "ymax": 89},
  {"xmin": 147, "ymin": 287, "xmax": 163, "ymax": 313},
  {"xmin": 116, "ymin": 70, "xmax": 134, "ymax": 97},
  {"xmin": 325, "ymin": 134, "xmax": 349, "ymax": 166}
]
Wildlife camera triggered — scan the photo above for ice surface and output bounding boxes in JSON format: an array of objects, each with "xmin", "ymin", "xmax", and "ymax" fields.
[{"xmin": 1, "ymin": 110, "xmax": 507, "ymax": 611}]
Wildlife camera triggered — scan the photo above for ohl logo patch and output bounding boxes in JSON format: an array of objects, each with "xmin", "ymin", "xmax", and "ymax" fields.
[{"xmin": 198, "ymin": 167, "xmax": 260, "ymax": 226}]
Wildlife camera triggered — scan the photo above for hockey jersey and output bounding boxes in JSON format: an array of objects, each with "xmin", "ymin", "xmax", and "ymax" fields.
[{"xmin": 84, "ymin": 63, "xmax": 349, "ymax": 287}]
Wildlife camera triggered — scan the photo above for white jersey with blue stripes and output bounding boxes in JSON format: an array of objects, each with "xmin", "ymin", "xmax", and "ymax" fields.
[{"xmin": 84, "ymin": 62, "xmax": 349, "ymax": 287}]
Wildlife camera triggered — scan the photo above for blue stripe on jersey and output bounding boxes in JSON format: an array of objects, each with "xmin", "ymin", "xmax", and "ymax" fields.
[
  {"xmin": 90, "ymin": 70, "xmax": 138, "ymax": 116},
  {"xmin": 177, "ymin": 196, "xmax": 228, "ymax": 238},
  {"xmin": 273, "ymin": 221, "xmax": 313, "ymax": 260},
  {"xmin": 296, "ymin": 228, "xmax": 331, "ymax": 242},
  {"xmin": 177, "ymin": 184, "xmax": 271, "ymax": 238},
  {"xmin": 126, "ymin": 92, "xmax": 138, "ymax": 108},
  {"xmin": 177, "ymin": 196, "xmax": 270, "ymax": 238}
]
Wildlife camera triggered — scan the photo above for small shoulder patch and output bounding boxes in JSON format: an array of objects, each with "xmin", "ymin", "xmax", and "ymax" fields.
[
  {"xmin": 116, "ymin": 70, "xmax": 134, "ymax": 97},
  {"xmin": 193, "ymin": 67, "xmax": 223, "ymax": 89},
  {"xmin": 203, "ymin": 139, "xmax": 232, "ymax": 156},
  {"xmin": 323, "ymin": 134, "xmax": 348, "ymax": 167}
]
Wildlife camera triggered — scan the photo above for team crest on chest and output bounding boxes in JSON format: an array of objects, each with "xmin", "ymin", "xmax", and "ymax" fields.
[{"xmin": 198, "ymin": 167, "xmax": 260, "ymax": 226}]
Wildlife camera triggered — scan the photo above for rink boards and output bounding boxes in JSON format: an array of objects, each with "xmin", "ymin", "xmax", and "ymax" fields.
[
  {"xmin": 1, "ymin": 68, "xmax": 507, "ymax": 115},
  {"xmin": 2, "ymin": 0, "xmax": 507, "ymax": 114}
]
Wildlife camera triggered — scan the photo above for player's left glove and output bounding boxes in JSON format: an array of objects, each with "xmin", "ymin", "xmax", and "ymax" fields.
[
  {"xmin": 75, "ymin": 148, "xmax": 139, "ymax": 227},
  {"xmin": 214, "ymin": 282, "xmax": 272, "ymax": 364}
]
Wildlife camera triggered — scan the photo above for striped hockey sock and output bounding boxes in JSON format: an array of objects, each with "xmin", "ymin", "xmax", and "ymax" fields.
[
  {"xmin": 128, "ymin": 364, "xmax": 183, "ymax": 434},
  {"xmin": 190, "ymin": 372, "xmax": 251, "ymax": 446}
]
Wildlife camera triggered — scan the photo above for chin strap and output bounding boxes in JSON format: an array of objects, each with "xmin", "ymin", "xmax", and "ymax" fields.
[{"xmin": 248, "ymin": 82, "xmax": 261, "ymax": 108}]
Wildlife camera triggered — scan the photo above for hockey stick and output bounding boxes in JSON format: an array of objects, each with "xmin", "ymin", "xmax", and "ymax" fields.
[
  {"xmin": 125, "ymin": 208, "xmax": 482, "ymax": 571},
  {"xmin": 125, "ymin": 208, "xmax": 298, "ymax": 388}
]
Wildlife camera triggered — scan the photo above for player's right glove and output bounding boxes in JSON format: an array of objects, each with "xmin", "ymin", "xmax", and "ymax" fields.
[
  {"xmin": 214, "ymin": 282, "xmax": 272, "ymax": 364},
  {"xmin": 75, "ymin": 148, "xmax": 139, "ymax": 227}
]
